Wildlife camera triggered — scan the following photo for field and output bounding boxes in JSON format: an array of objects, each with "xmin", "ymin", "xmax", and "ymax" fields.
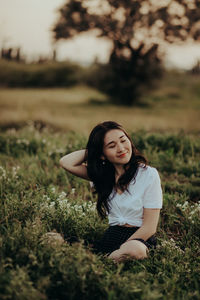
[
  {"xmin": 0, "ymin": 71, "xmax": 200, "ymax": 299},
  {"xmin": 0, "ymin": 71, "xmax": 200, "ymax": 134}
]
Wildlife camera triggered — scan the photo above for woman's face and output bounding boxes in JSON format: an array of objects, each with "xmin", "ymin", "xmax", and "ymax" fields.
[{"xmin": 102, "ymin": 129, "xmax": 132, "ymax": 167}]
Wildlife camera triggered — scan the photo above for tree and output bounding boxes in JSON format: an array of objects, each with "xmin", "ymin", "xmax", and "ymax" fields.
[{"xmin": 53, "ymin": 0, "xmax": 200, "ymax": 105}]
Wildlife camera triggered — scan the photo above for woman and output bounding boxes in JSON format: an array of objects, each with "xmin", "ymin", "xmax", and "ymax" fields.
[{"xmin": 59, "ymin": 121, "xmax": 162, "ymax": 263}]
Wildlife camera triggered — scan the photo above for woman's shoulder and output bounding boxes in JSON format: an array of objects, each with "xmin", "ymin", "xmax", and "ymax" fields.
[{"xmin": 137, "ymin": 164, "xmax": 160, "ymax": 181}]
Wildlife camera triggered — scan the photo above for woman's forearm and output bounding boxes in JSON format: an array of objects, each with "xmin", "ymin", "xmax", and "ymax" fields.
[
  {"xmin": 126, "ymin": 208, "xmax": 160, "ymax": 242},
  {"xmin": 60, "ymin": 149, "xmax": 87, "ymax": 169},
  {"xmin": 59, "ymin": 149, "xmax": 89, "ymax": 180},
  {"xmin": 126, "ymin": 225, "xmax": 156, "ymax": 242}
]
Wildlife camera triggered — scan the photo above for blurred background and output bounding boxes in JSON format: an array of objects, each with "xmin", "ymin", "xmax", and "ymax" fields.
[{"xmin": 0, "ymin": 0, "xmax": 200, "ymax": 134}]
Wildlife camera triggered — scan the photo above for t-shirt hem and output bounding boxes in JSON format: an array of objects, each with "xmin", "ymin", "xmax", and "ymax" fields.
[
  {"xmin": 144, "ymin": 206, "xmax": 162, "ymax": 209},
  {"xmin": 108, "ymin": 222, "xmax": 142, "ymax": 227}
]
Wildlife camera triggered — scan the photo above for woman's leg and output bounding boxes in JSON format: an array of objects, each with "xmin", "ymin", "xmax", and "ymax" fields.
[{"xmin": 107, "ymin": 240, "xmax": 148, "ymax": 263}]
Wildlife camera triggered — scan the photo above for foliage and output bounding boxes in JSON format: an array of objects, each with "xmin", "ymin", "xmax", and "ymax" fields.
[
  {"xmin": 0, "ymin": 60, "xmax": 82, "ymax": 88},
  {"xmin": 0, "ymin": 124, "xmax": 199, "ymax": 299},
  {"xmin": 53, "ymin": 0, "xmax": 200, "ymax": 105}
]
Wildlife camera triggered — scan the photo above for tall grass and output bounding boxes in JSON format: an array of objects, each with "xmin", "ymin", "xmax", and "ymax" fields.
[{"xmin": 0, "ymin": 124, "xmax": 199, "ymax": 299}]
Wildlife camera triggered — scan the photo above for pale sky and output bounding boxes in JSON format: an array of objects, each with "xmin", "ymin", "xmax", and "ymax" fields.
[{"xmin": 0, "ymin": 0, "xmax": 200, "ymax": 69}]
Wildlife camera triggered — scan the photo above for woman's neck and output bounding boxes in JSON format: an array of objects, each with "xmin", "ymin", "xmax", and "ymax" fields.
[{"xmin": 115, "ymin": 165, "xmax": 125, "ymax": 183}]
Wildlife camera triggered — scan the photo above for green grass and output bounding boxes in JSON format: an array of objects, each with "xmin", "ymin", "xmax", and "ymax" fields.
[{"xmin": 0, "ymin": 124, "xmax": 199, "ymax": 299}]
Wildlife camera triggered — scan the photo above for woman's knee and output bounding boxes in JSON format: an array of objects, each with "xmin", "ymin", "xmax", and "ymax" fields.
[{"xmin": 120, "ymin": 240, "xmax": 148, "ymax": 259}]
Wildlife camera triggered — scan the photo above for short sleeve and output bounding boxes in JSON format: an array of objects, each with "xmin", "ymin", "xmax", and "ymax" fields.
[{"xmin": 143, "ymin": 168, "xmax": 163, "ymax": 209}]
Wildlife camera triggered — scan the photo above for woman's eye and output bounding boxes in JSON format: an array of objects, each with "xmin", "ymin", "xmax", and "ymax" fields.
[
  {"xmin": 121, "ymin": 140, "xmax": 126, "ymax": 143},
  {"xmin": 109, "ymin": 145, "xmax": 115, "ymax": 149}
]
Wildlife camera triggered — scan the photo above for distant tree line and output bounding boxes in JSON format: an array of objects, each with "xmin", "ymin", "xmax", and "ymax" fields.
[
  {"xmin": 190, "ymin": 60, "xmax": 200, "ymax": 75},
  {"xmin": 1, "ymin": 47, "xmax": 57, "ymax": 64},
  {"xmin": 1, "ymin": 56, "xmax": 200, "ymax": 92},
  {"xmin": 0, "ymin": 59, "xmax": 81, "ymax": 87},
  {"xmin": 1, "ymin": 47, "xmax": 23, "ymax": 62}
]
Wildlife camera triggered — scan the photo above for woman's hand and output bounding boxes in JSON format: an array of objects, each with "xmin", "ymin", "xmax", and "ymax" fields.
[{"xmin": 59, "ymin": 149, "xmax": 90, "ymax": 180}]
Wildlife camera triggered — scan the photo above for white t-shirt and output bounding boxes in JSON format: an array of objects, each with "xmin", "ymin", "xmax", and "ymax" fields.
[{"xmin": 108, "ymin": 165, "xmax": 163, "ymax": 227}]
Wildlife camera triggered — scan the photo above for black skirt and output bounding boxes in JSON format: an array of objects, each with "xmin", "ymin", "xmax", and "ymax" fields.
[{"xmin": 93, "ymin": 225, "xmax": 157, "ymax": 255}]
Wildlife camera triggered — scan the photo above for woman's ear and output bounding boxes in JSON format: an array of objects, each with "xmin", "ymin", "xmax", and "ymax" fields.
[{"xmin": 101, "ymin": 155, "xmax": 105, "ymax": 161}]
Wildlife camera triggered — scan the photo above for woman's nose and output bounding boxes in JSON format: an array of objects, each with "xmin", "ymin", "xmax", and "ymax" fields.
[{"xmin": 117, "ymin": 143, "xmax": 124, "ymax": 152}]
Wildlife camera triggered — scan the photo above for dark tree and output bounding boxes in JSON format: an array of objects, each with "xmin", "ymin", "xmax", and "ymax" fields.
[{"xmin": 53, "ymin": 0, "xmax": 200, "ymax": 105}]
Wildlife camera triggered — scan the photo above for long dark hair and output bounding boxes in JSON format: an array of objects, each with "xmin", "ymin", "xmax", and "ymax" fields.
[{"xmin": 86, "ymin": 121, "xmax": 147, "ymax": 219}]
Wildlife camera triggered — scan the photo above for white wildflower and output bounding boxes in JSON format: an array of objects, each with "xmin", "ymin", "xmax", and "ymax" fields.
[
  {"xmin": 71, "ymin": 188, "xmax": 75, "ymax": 194},
  {"xmin": 89, "ymin": 181, "xmax": 94, "ymax": 188},
  {"xmin": 0, "ymin": 166, "xmax": 6, "ymax": 179},
  {"xmin": 49, "ymin": 202, "xmax": 55, "ymax": 208},
  {"xmin": 182, "ymin": 201, "xmax": 189, "ymax": 211},
  {"xmin": 23, "ymin": 139, "xmax": 29, "ymax": 145},
  {"xmin": 43, "ymin": 195, "xmax": 50, "ymax": 201},
  {"xmin": 58, "ymin": 199, "xmax": 69, "ymax": 209},
  {"xmin": 58, "ymin": 191, "xmax": 67, "ymax": 200},
  {"xmin": 50, "ymin": 187, "xmax": 56, "ymax": 193},
  {"xmin": 12, "ymin": 166, "xmax": 20, "ymax": 178},
  {"xmin": 73, "ymin": 204, "xmax": 82, "ymax": 211},
  {"xmin": 16, "ymin": 139, "xmax": 29, "ymax": 145},
  {"xmin": 161, "ymin": 238, "xmax": 184, "ymax": 254},
  {"xmin": 40, "ymin": 203, "xmax": 49, "ymax": 210},
  {"xmin": 176, "ymin": 200, "xmax": 200, "ymax": 221}
]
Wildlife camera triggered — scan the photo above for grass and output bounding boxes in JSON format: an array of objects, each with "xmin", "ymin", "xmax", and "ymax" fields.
[
  {"xmin": 0, "ymin": 70, "xmax": 199, "ymax": 298},
  {"xmin": 0, "ymin": 71, "xmax": 200, "ymax": 134},
  {"xmin": 0, "ymin": 124, "xmax": 199, "ymax": 299}
]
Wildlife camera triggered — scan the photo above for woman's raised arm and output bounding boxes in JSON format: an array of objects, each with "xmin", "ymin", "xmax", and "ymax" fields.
[{"xmin": 59, "ymin": 149, "xmax": 90, "ymax": 180}]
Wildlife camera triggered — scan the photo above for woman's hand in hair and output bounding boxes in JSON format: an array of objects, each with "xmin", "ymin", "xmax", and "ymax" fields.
[{"xmin": 59, "ymin": 149, "xmax": 90, "ymax": 180}]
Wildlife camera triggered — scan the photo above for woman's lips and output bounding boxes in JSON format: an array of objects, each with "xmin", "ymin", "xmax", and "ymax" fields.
[{"xmin": 118, "ymin": 153, "xmax": 127, "ymax": 158}]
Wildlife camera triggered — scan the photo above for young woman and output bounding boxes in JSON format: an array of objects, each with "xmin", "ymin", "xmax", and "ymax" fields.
[{"xmin": 59, "ymin": 121, "xmax": 162, "ymax": 263}]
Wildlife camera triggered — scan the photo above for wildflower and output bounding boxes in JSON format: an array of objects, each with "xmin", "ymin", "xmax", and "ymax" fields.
[
  {"xmin": 58, "ymin": 191, "xmax": 67, "ymax": 200},
  {"xmin": 12, "ymin": 166, "xmax": 20, "ymax": 178},
  {"xmin": 71, "ymin": 188, "xmax": 75, "ymax": 194},
  {"xmin": 43, "ymin": 195, "xmax": 50, "ymax": 201},
  {"xmin": 22, "ymin": 139, "xmax": 29, "ymax": 146},
  {"xmin": 0, "ymin": 166, "xmax": 6, "ymax": 179},
  {"xmin": 58, "ymin": 199, "xmax": 69, "ymax": 209},
  {"xmin": 49, "ymin": 202, "xmax": 55, "ymax": 208},
  {"xmin": 50, "ymin": 187, "xmax": 56, "ymax": 193},
  {"xmin": 16, "ymin": 139, "xmax": 29, "ymax": 145},
  {"xmin": 160, "ymin": 238, "xmax": 184, "ymax": 254},
  {"xmin": 182, "ymin": 201, "xmax": 189, "ymax": 211}
]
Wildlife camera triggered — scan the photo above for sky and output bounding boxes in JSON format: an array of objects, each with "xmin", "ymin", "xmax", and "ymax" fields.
[{"xmin": 0, "ymin": 0, "xmax": 200, "ymax": 69}]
